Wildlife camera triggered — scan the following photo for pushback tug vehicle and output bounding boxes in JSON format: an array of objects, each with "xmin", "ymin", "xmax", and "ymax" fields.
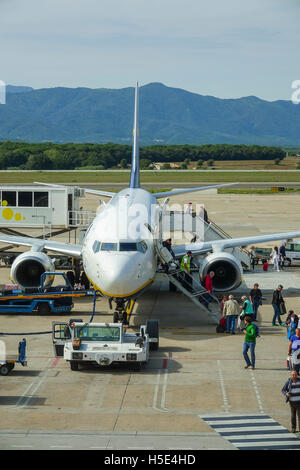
[{"xmin": 52, "ymin": 319, "xmax": 159, "ymax": 371}]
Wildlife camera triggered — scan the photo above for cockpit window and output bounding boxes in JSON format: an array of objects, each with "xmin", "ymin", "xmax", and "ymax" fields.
[
  {"xmin": 120, "ymin": 243, "xmax": 137, "ymax": 252},
  {"xmin": 101, "ymin": 242, "xmax": 118, "ymax": 251},
  {"xmin": 94, "ymin": 241, "xmax": 148, "ymax": 253},
  {"xmin": 92, "ymin": 240, "xmax": 101, "ymax": 253},
  {"xmin": 137, "ymin": 241, "xmax": 148, "ymax": 253}
]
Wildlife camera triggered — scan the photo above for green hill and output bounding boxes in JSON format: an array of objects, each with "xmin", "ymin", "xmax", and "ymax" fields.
[{"xmin": 0, "ymin": 82, "xmax": 299, "ymax": 146}]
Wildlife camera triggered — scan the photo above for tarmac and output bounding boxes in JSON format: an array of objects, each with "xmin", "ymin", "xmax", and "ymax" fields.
[{"xmin": 1, "ymin": 190, "xmax": 300, "ymax": 451}]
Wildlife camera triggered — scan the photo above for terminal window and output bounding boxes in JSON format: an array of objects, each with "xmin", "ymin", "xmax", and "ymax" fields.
[
  {"xmin": 34, "ymin": 192, "xmax": 49, "ymax": 207},
  {"xmin": 1, "ymin": 191, "xmax": 16, "ymax": 206},
  {"xmin": 18, "ymin": 191, "xmax": 33, "ymax": 207}
]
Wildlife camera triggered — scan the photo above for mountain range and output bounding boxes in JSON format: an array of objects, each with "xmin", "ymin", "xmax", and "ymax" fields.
[{"xmin": 1, "ymin": 82, "xmax": 299, "ymax": 147}]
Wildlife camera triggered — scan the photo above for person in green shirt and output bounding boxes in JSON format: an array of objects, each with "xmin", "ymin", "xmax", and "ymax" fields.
[{"xmin": 242, "ymin": 315, "xmax": 257, "ymax": 370}]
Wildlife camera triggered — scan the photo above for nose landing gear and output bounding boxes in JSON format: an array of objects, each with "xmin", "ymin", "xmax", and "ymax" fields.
[{"xmin": 110, "ymin": 298, "xmax": 136, "ymax": 325}]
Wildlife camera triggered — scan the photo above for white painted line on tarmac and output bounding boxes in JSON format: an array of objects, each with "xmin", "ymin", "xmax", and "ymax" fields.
[
  {"xmin": 16, "ymin": 358, "xmax": 52, "ymax": 408},
  {"xmin": 204, "ymin": 418, "xmax": 274, "ymax": 425},
  {"xmin": 161, "ymin": 369, "xmax": 168, "ymax": 411},
  {"xmin": 168, "ymin": 447, "xmax": 193, "ymax": 450},
  {"xmin": 250, "ymin": 369, "xmax": 264, "ymax": 414},
  {"xmin": 217, "ymin": 360, "xmax": 230, "ymax": 413},
  {"xmin": 11, "ymin": 445, "xmax": 33, "ymax": 448},
  {"xmin": 90, "ymin": 446, "xmax": 113, "ymax": 449},
  {"xmin": 235, "ymin": 440, "xmax": 300, "ymax": 448},
  {"xmin": 128, "ymin": 447, "xmax": 155, "ymax": 450},
  {"xmin": 227, "ymin": 433, "xmax": 299, "ymax": 440},
  {"xmin": 153, "ymin": 369, "xmax": 169, "ymax": 413},
  {"xmin": 215, "ymin": 425, "xmax": 286, "ymax": 433},
  {"xmin": 50, "ymin": 446, "xmax": 73, "ymax": 449}
]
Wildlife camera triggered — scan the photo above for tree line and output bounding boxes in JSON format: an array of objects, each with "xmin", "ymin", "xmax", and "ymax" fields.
[{"xmin": 0, "ymin": 141, "xmax": 286, "ymax": 170}]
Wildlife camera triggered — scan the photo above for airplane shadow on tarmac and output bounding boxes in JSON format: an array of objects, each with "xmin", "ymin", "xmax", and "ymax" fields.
[{"xmin": 71, "ymin": 357, "xmax": 184, "ymax": 374}]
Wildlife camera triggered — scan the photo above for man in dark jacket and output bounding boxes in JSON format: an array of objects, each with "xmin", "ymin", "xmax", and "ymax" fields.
[
  {"xmin": 279, "ymin": 242, "xmax": 287, "ymax": 270},
  {"xmin": 249, "ymin": 283, "xmax": 262, "ymax": 321},
  {"xmin": 162, "ymin": 238, "xmax": 175, "ymax": 258},
  {"xmin": 272, "ymin": 285, "xmax": 286, "ymax": 326}
]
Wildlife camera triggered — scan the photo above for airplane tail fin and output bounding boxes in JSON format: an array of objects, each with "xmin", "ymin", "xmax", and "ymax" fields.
[{"xmin": 129, "ymin": 83, "xmax": 140, "ymax": 189}]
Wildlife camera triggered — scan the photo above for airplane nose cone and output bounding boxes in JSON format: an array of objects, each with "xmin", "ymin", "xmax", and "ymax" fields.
[{"xmin": 95, "ymin": 254, "xmax": 149, "ymax": 297}]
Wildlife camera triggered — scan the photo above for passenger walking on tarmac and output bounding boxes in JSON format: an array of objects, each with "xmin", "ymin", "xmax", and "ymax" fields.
[
  {"xmin": 220, "ymin": 294, "xmax": 229, "ymax": 315},
  {"xmin": 270, "ymin": 246, "xmax": 280, "ymax": 272},
  {"xmin": 180, "ymin": 251, "xmax": 192, "ymax": 292},
  {"xmin": 281, "ymin": 370, "xmax": 300, "ymax": 433},
  {"xmin": 279, "ymin": 241, "xmax": 287, "ymax": 270},
  {"xmin": 242, "ymin": 316, "xmax": 257, "ymax": 370},
  {"xmin": 286, "ymin": 311, "xmax": 299, "ymax": 340},
  {"xmin": 249, "ymin": 283, "xmax": 262, "ymax": 321},
  {"xmin": 223, "ymin": 294, "xmax": 239, "ymax": 334},
  {"xmin": 240, "ymin": 295, "xmax": 254, "ymax": 320},
  {"xmin": 271, "ymin": 284, "xmax": 286, "ymax": 326},
  {"xmin": 249, "ymin": 246, "xmax": 256, "ymax": 271},
  {"xmin": 288, "ymin": 328, "xmax": 300, "ymax": 374}
]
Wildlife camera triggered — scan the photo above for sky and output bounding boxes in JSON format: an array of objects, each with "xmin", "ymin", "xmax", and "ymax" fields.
[{"xmin": 0, "ymin": 0, "xmax": 299, "ymax": 101}]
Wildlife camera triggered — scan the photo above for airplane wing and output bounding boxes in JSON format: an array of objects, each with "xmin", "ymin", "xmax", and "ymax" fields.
[
  {"xmin": 0, "ymin": 234, "xmax": 82, "ymax": 257},
  {"xmin": 34, "ymin": 182, "xmax": 115, "ymax": 198},
  {"xmin": 172, "ymin": 231, "xmax": 300, "ymax": 258},
  {"xmin": 83, "ymin": 188, "xmax": 116, "ymax": 198},
  {"xmin": 153, "ymin": 182, "xmax": 239, "ymax": 199}
]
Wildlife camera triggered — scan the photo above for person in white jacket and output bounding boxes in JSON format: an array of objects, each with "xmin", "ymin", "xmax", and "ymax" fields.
[
  {"xmin": 270, "ymin": 246, "xmax": 280, "ymax": 272},
  {"xmin": 223, "ymin": 295, "xmax": 240, "ymax": 334}
]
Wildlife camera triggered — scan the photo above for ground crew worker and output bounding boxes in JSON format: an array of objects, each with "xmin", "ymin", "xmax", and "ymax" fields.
[{"xmin": 180, "ymin": 251, "xmax": 192, "ymax": 291}]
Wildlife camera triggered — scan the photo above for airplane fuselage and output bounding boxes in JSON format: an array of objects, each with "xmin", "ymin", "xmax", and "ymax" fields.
[{"xmin": 82, "ymin": 188, "xmax": 159, "ymax": 299}]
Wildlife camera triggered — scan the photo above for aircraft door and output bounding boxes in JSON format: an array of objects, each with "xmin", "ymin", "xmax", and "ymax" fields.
[{"xmin": 52, "ymin": 321, "xmax": 71, "ymax": 357}]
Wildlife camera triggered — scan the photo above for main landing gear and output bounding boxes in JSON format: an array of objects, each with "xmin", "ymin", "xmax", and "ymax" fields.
[{"xmin": 109, "ymin": 298, "xmax": 136, "ymax": 325}]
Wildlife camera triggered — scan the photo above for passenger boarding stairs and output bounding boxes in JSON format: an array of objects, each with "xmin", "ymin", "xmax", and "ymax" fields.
[{"xmin": 156, "ymin": 263, "xmax": 220, "ymax": 323}]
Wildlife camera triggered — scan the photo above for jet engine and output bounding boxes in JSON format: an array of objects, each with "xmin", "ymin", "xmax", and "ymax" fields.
[
  {"xmin": 11, "ymin": 251, "xmax": 55, "ymax": 289},
  {"xmin": 200, "ymin": 252, "xmax": 243, "ymax": 292}
]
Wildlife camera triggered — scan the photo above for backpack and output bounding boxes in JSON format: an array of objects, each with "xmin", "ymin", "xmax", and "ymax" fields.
[{"xmin": 252, "ymin": 323, "xmax": 260, "ymax": 338}]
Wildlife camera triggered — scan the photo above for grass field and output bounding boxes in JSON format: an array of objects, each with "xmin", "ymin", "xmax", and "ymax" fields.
[
  {"xmin": 218, "ymin": 187, "xmax": 300, "ymax": 194},
  {"xmin": 162, "ymin": 156, "xmax": 300, "ymax": 171},
  {"xmin": 0, "ymin": 169, "xmax": 300, "ymax": 185},
  {"xmin": 203, "ymin": 156, "xmax": 299, "ymax": 170}
]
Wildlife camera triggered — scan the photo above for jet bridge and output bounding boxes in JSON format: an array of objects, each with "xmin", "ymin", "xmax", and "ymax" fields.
[
  {"xmin": 0, "ymin": 185, "xmax": 95, "ymax": 257},
  {"xmin": 0, "ymin": 185, "xmax": 88, "ymax": 229}
]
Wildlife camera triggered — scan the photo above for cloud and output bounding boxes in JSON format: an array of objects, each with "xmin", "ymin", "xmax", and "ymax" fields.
[{"xmin": 0, "ymin": 0, "xmax": 299, "ymax": 100}]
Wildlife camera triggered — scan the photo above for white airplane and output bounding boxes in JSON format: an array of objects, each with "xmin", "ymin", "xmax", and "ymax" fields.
[{"xmin": 1, "ymin": 83, "xmax": 300, "ymax": 323}]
